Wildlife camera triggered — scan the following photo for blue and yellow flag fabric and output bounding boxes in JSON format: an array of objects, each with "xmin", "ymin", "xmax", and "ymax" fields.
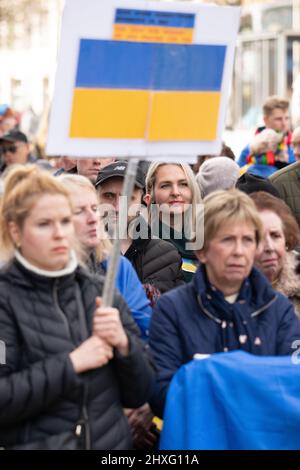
[{"xmin": 160, "ymin": 351, "xmax": 300, "ymax": 450}]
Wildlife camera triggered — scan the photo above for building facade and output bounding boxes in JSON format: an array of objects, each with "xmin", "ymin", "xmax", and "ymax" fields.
[{"xmin": 0, "ymin": 0, "xmax": 63, "ymax": 117}]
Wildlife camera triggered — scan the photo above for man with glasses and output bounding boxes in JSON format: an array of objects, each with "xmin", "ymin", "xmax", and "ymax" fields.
[{"xmin": 0, "ymin": 130, "xmax": 36, "ymax": 173}]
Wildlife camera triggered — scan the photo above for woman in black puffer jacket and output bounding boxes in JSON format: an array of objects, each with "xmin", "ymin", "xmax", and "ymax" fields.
[{"xmin": 0, "ymin": 165, "xmax": 154, "ymax": 450}]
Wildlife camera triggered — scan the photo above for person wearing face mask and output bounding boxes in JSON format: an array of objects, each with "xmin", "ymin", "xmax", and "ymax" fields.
[
  {"xmin": 250, "ymin": 191, "xmax": 300, "ymax": 317},
  {"xmin": 0, "ymin": 165, "xmax": 154, "ymax": 450}
]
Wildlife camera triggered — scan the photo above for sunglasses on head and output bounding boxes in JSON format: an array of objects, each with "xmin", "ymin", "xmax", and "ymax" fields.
[{"xmin": 1, "ymin": 144, "xmax": 21, "ymax": 154}]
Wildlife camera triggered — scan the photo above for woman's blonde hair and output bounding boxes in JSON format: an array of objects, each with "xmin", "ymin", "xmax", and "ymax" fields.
[
  {"xmin": 0, "ymin": 165, "xmax": 72, "ymax": 261},
  {"xmin": 58, "ymin": 173, "xmax": 112, "ymax": 262},
  {"xmin": 201, "ymin": 189, "xmax": 263, "ymax": 251},
  {"xmin": 145, "ymin": 162, "xmax": 201, "ymax": 235}
]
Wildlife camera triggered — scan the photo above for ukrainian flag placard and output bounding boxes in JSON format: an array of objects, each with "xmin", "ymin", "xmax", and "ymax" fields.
[
  {"xmin": 46, "ymin": 0, "xmax": 241, "ymax": 158},
  {"xmin": 70, "ymin": 35, "xmax": 226, "ymax": 141}
]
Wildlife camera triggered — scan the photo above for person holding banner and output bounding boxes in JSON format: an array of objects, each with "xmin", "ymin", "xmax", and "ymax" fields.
[
  {"xmin": 0, "ymin": 165, "xmax": 154, "ymax": 449},
  {"xmin": 60, "ymin": 174, "xmax": 160, "ymax": 450},
  {"xmin": 149, "ymin": 189, "xmax": 300, "ymax": 419},
  {"xmin": 144, "ymin": 162, "xmax": 201, "ymax": 282}
]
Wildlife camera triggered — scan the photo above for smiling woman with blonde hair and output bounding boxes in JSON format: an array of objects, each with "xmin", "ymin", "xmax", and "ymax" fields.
[{"xmin": 144, "ymin": 162, "xmax": 201, "ymax": 282}]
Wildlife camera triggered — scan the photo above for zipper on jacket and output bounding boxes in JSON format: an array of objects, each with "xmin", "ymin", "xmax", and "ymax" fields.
[
  {"xmin": 83, "ymin": 404, "xmax": 91, "ymax": 450},
  {"xmin": 74, "ymin": 285, "xmax": 91, "ymax": 450},
  {"xmin": 52, "ymin": 279, "xmax": 72, "ymax": 338},
  {"xmin": 250, "ymin": 295, "xmax": 277, "ymax": 318}
]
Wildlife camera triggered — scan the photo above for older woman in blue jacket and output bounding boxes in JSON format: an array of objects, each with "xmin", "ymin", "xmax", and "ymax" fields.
[{"xmin": 149, "ymin": 189, "xmax": 300, "ymax": 418}]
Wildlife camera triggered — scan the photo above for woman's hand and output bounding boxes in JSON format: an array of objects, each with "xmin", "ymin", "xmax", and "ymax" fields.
[
  {"xmin": 69, "ymin": 335, "xmax": 113, "ymax": 373},
  {"xmin": 93, "ymin": 297, "xmax": 129, "ymax": 356}
]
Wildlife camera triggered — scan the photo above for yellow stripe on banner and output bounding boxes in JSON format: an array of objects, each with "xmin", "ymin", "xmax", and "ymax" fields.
[
  {"xmin": 69, "ymin": 88, "xmax": 149, "ymax": 139},
  {"xmin": 148, "ymin": 91, "xmax": 221, "ymax": 141},
  {"xmin": 113, "ymin": 24, "xmax": 193, "ymax": 44}
]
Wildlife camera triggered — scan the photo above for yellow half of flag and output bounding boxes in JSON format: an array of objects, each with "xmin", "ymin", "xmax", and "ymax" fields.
[{"xmin": 70, "ymin": 88, "xmax": 220, "ymax": 141}]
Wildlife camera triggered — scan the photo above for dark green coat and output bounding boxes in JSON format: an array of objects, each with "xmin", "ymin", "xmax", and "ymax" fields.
[{"xmin": 269, "ymin": 161, "xmax": 300, "ymax": 227}]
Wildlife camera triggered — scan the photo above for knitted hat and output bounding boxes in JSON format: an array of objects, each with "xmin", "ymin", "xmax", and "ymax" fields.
[
  {"xmin": 236, "ymin": 173, "xmax": 280, "ymax": 198},
  {"xmin": 196, "ymin": 156, "xmax": 240, "ymax": 198}
]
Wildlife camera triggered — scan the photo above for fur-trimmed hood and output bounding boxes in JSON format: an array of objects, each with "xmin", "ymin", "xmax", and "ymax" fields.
[{"xmin": 274, "ymin": 251, "xmax": 300, "ymax": 317}]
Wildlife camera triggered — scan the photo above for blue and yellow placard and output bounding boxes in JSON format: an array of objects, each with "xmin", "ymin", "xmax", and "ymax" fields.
[
  {"xmin": 47, "ymin": 0, "xmax": 240, "ymax": 158},
  {"xmin": 70, "ymin": 38, "xmax": 225, "ymax": 141}
]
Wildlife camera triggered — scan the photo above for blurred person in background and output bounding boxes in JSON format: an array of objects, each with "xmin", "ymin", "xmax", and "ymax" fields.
[
  {"xmin": 54, "ymin": 157, "xmax": 115, "ymax": 181},
  {"xmin": 0, "ymin": 130, "xmax": 36, "ymax": 173},
  {"xmin": 77, "ymin": 158, "xmax": 115, "ymax": 183},
  {"xmin": 52, "ymin": 156, "xmax": 77, "ymax": 173},
  {"xmin": 193, "ymin": 141, "xmax": 235, "ymax": 174},
  {"xmin": 0, "ymin": 106, "xmax": 18, "ymax": 138},
  {"xmin": 250, "ymin": 191, "xmax": 300, "ymax": 317},
  {"xmin": 238, "ymin": 96, "xmax": 295, "ymax": 177},
  {"xmin": 240, "ymin": 128, "xmax": 288, "ymax": 176}
]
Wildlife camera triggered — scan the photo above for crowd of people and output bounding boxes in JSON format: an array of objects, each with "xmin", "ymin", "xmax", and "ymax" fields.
[{"xmin": 1, "ymin": 94, "xmax": 300, "ymax": 449}]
